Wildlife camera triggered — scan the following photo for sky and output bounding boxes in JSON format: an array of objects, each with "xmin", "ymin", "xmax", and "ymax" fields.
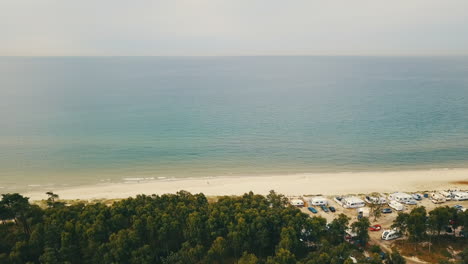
[{"xmin": 1, "ymin": 0, "xmax": 468, "ymax": 56}]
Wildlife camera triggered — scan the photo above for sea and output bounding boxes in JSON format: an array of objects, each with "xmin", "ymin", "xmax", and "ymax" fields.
[{"xmin": 1, "ymin": 56, "xmax": 468, "ymax": 193}]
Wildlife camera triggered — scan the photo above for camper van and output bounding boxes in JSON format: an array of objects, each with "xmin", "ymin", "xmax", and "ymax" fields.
[
  {"xmin": 451, "ymin": 191, "xmax": 468, "ymax": 201},
  {"xmin": 388, "ymin": 200, "xmax": 404, "ymax": 211},
  {"xmin": 430, "ymin": 193, "xmax": 446, "ymax": 204},
  {"xmin": 290, "ymin": 199, "xmax": 304, "ymax": 207},
  {"xmin": 308, "ymin": 197, "xmax": 329, "ymax": 206},
  {"xmin": 381, "ymin": 229, "xmax": 401, "ymax": 241},
  {"xmin": 342, "ymin": 196, "xmax": 365, "ymax": 208},
  {"xmin": 388, "ymin": 192, "xmax": 417, "ymax": 205}
]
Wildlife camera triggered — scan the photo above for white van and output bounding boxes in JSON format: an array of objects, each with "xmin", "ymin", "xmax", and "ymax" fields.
[
  {"xmin": 381, "ymin": 229, "xmax": 401, "ymax": 240},
  {"xmin": 389, "ymin": 200, "xmax": 404, "ymax": 211}
]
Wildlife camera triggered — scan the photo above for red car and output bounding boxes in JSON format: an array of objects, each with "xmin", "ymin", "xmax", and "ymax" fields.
[{"xmin": 369, "ymin": 225, "xmax": 382, "ymax": 231}]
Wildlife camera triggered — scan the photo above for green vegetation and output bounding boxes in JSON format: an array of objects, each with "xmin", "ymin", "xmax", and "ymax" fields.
[
  {"xmin": 391, "ymin": 206, "xmax": 468, "ymax": 263},
  {"xmin": 1, "ymin": 190, "xmax": 467, "ymax": 263},
  {"xmin": 0, "ymin": 191, "xmax": 373, "ymax": 264}
]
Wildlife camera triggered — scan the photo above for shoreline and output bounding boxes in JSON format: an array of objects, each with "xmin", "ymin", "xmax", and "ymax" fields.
[{"xmin": 23, "ymin": 168, "xmax": 468, "ymax": 201}]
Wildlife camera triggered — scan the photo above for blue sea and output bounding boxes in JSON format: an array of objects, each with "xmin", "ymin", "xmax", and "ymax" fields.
[{"xmin": 1, "ymin": 56, "xmax": 468, "ymax": 193}]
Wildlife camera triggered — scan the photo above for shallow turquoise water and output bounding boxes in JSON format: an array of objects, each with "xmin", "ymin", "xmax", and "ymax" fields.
[{"xmin": 1, "ymin": 56, "xmax": 468, "ymax": 192}]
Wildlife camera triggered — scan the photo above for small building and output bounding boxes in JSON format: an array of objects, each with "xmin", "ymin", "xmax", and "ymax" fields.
[
  {"xmin": 342, "ymin": 196, "xmax": 365, "ymax": 208},
  {"xmin": 388, "ymin": 192, "xmax": 416, "ymax": 205},
  {"xmin": 308, "ymin": 197, "xmax": 328, "ymax": 206},
  {"xmin": 290, "ymin": 199, "xmax": 304, "ymax": 207}
]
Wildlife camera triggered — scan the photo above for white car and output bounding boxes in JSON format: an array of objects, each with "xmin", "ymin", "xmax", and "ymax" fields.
[{"xmin": 381, "ymin": 229, "xmax": 401, "ymax": 240}]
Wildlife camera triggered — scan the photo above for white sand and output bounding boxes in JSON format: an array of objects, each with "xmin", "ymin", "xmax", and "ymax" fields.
[{"xmin": 25, "ymin": 168, "xmax": 468, "ymax": 201}]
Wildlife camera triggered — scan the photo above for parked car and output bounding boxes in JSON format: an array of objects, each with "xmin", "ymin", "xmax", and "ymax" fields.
[
  {"xmin": 381, "ymin": 208, "xmax": 392, "ymax": 214},
  {"xmin": 329, "ymin": 206, "xmax": 336, "ymax": 212},
  {"xmin": 412, "ymin": 193, "xmax": 423, "ymax": 200},
  {"xmin": 381, "ymin": 229, "xmax": 401, "ymax": 240},
  {"xmin": 369, "ymin": 225, "xmax": 382, "ymax": 231},
  {"xmin": 405, "ymin": 200, "xmax": 417, "ymax": 205},
  {"xmin": 308, "ymin": 207, "xmax": 318, "ymax": 214},
  {"xmin": 320, "ymin": 205, "xmax": 329, "ymax": 212},
  {"xmin": 453, "ymin": 205, "xmax": 464, "ymax": 211}
]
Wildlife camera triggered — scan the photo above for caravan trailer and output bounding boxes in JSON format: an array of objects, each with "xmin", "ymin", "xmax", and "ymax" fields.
[
  {"xmin": 290, "ymin": 199, "xmax": 304, "ymax": 207},
  {"xmin": 342, "ymin": 196, "xmax": 365, "ymax": 208},
  {"xmin": 430, "ymin": 193, "xmax": 446, "ymax": 204},
  {"xmin": 388, "ymin": 200, "xmax": 404, "ymax": 211},
  {"xmin": 439, "ymin": 191, "xmax": 452, "ymax": 201},
  {"xmin": 451, "ymin": 191, "xmax": 468, "ymax": 201},
  {"xmin": 308, "ymin": 197, "xmax": 329, "ymax": 206},
  {"xmin": 365, "ymin": 196, "xmax": 387, "ymax": 205},
  {"xmin": 388, "ymin": 192, "xmax": 417, "ymax": 205},
  {"xmin": 381, "ymin": 229, "xmax": 401, "ymax": 241}
]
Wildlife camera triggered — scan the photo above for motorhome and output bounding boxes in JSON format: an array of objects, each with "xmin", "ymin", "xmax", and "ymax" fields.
[
  {"xmin": 342, "ymin": 196, "xmax": 365, "ymax": 208},
  {"xmin": 290, "ymin": 199, "xmax": 304, "ymax": 207},
  {"xmin": 308, "ymin": 197, "xmax": 329, "ymax": 206},
  {"xmin": 430, "ymin": 193, "xmax": 446, "ymax": 204},
  {"xmin": 451, "ymin": 191, "xmax": 468, "ymax": 201},
  {"xmin": 388, "ymin": 200, "xmax": 404, "ymax": 211},
  {"xmin": 388, "ymin": 192, "xmax": 417, "ymax": 205}
]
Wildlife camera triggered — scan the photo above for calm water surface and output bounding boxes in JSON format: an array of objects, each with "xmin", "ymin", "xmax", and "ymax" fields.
[{"xmin": 1, "ymin": 56, "xmax": 468, "ymax": 192}]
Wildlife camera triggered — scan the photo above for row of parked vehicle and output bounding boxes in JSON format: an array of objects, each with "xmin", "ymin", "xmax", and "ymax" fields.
[
  {"xmin": 307, "ymin": 205, "xmax": 336, "ymax": 214},
  {"xmin": 430, "ymin": 190, "xmax": 468, "ymax": 203}
]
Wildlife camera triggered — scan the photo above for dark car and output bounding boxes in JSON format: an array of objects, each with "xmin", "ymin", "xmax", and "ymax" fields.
[
  {"xmin": 320, "ymin": 205, "xmax": 329, "ymax": 212},
  {"xmin": 381, "ymin": 208, "xmax": 392, "ymax": 214},
  {"xmin": 329, "ymin": 206, "xmax": 336, "ymax": 212},
  {"xmin": 308, "ymin": 207, "xmax": 318, "ymax": 214}
]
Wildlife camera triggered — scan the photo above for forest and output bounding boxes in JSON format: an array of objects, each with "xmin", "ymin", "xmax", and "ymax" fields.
[{"xmin": 0, "ymin": 190, "xmax": 466, "ymax": 264}]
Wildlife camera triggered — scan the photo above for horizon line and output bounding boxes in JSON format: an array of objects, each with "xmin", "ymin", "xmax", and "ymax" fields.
[{"xmin": 1, "ymin": 54, "xmax": 468, "ymax": 58}]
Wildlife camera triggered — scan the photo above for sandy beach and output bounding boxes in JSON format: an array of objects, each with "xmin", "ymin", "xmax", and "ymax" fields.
[{"xmin": 24, "ymin": 168, "xmax": 468, "ymax": 200}]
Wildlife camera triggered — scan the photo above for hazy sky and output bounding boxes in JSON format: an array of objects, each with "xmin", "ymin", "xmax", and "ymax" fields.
[{"xmin": 1, "ymin": 0, "xmax": 468, "ymax": 56}]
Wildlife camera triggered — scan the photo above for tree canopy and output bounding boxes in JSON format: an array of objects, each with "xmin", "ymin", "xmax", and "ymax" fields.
[{"xmin": 0, "ymin": 191, "xmax": 366, "ymax": 264}]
